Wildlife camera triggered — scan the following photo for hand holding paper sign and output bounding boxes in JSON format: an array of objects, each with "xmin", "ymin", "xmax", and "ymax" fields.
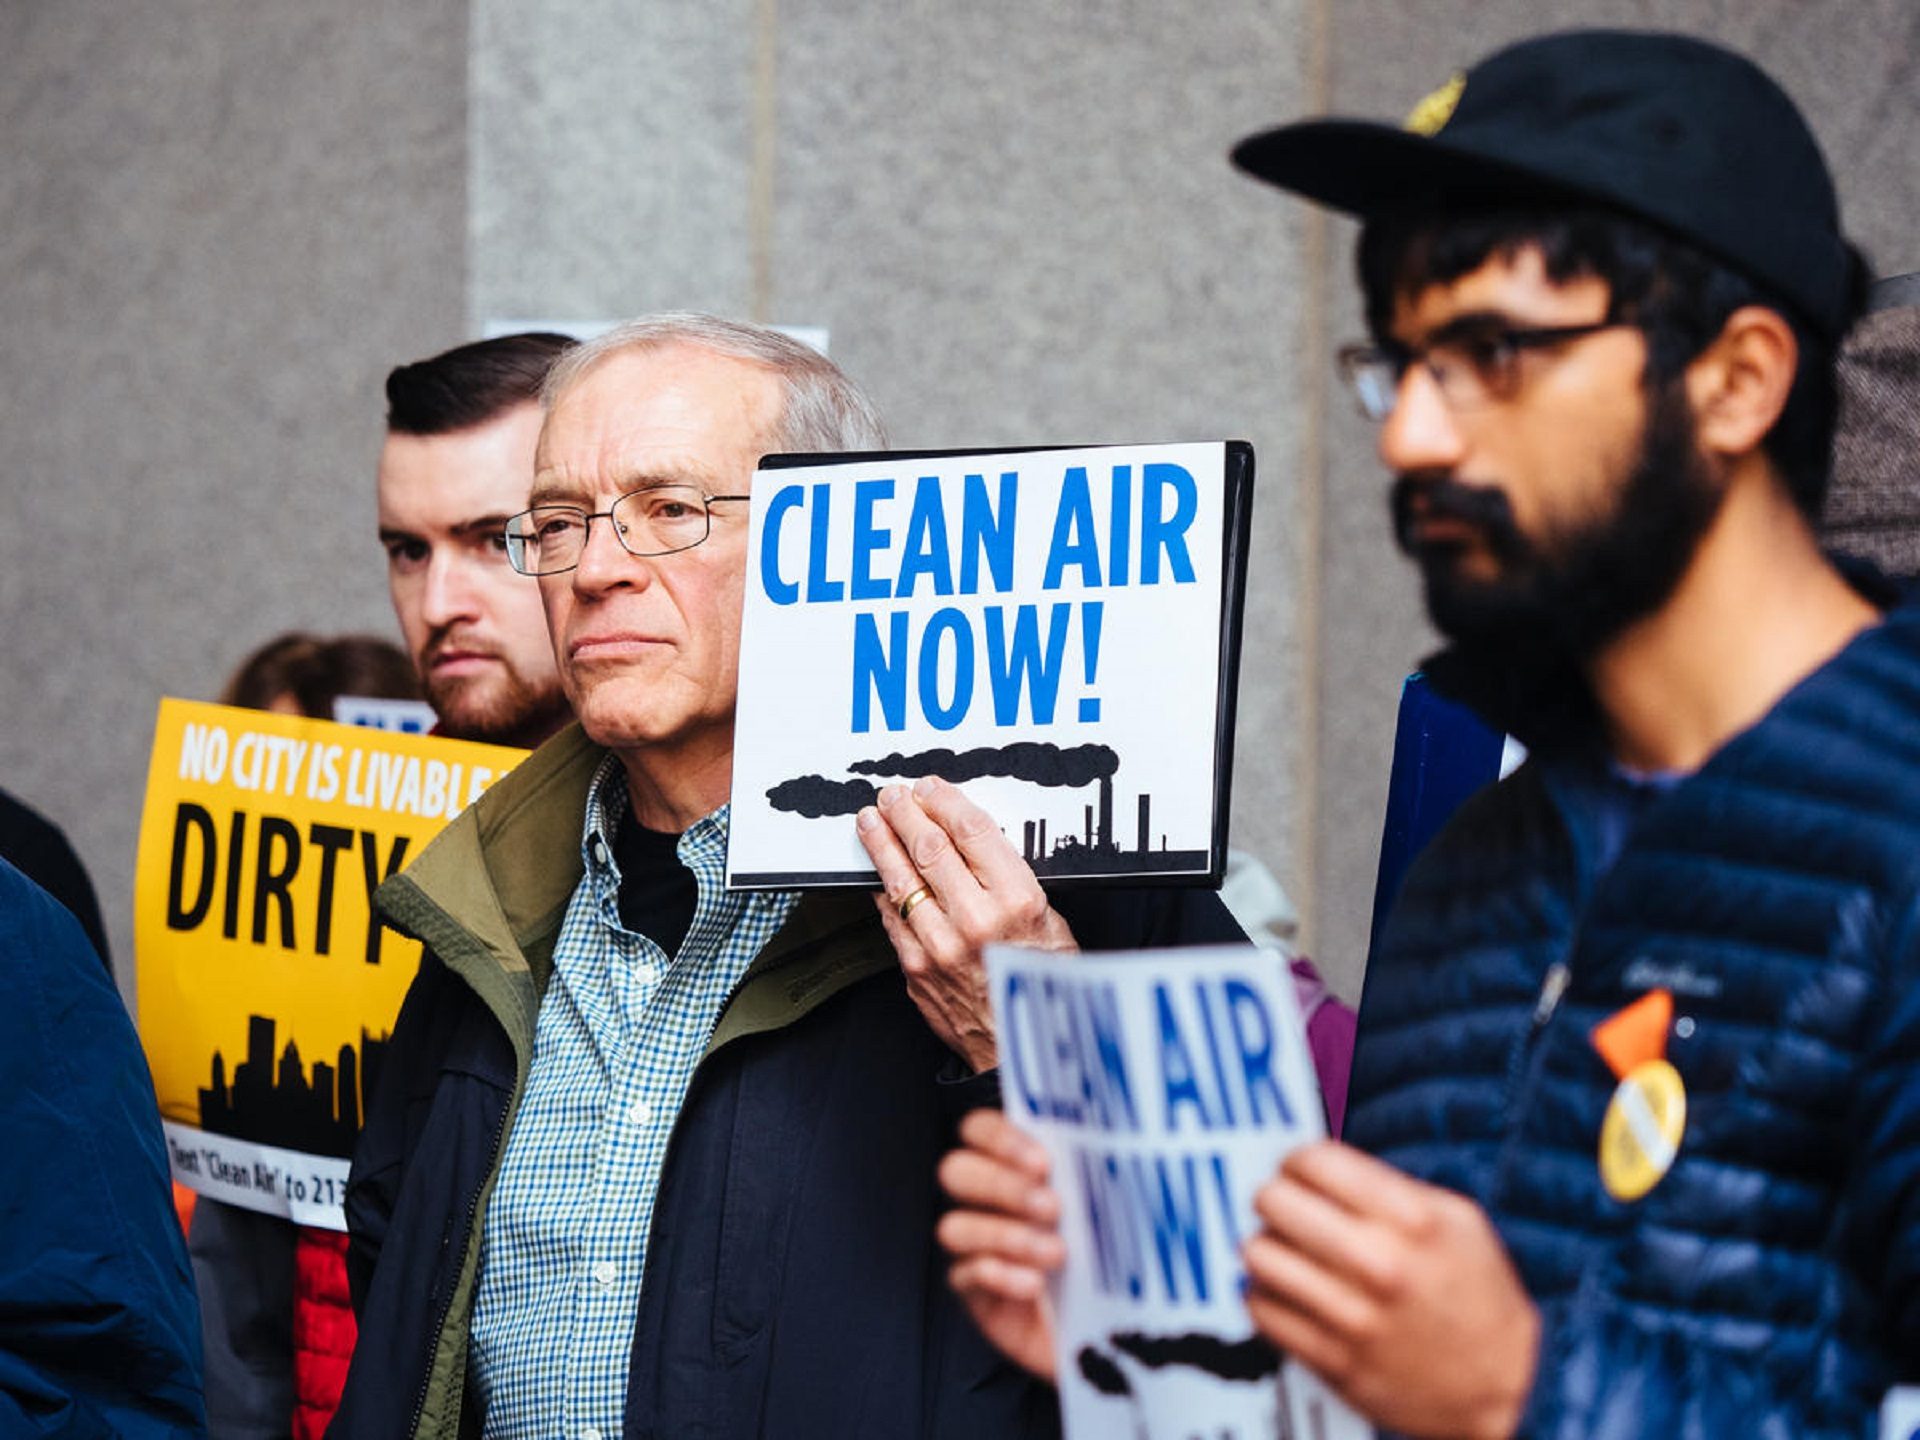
[
  {"xmin": 1244, "ymin": 1142, "xmax": 1539, "ymax": 1439},
  {"xmin": 857, "ymin": 774, "xmax": 1077, "ymax": 1070},
  {"xmin": 936, "ymin": 1108, "xmax": 1066, "ymax": 1382}
]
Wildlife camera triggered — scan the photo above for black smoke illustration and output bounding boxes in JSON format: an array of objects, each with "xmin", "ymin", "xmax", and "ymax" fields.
[
  {"xmin": 850, "ymin": 742, "xmax": 1119, "ymax": 787},
  {"xmin": 766, "ymin": 742, "xmax": 1120, "ymax": 818},
  {"xmin": 1076, "ymin": 1329, "xmax": 1281, "ymax": 1396},
  {"xmin": 1109, "ymin": 1330, "xmax": 1280, "ymax": 1381},
  {"xmin": 764, "ymin": 776, "xmax": 879, "ymax": 818},
  {"xmin": 1078, "ymin": 1345, "xmax": 1132, "ymax": 1397}
]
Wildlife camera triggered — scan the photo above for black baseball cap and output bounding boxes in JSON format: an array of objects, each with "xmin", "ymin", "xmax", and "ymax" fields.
[{"xmin": 1231, "ymin": 29, "xmax": 1859, "ymax": 339}]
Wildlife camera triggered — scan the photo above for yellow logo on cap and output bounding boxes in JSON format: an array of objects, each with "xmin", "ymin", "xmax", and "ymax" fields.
[{"xmin": 1405, "ymin": 72, "xmax": 1465, "ymax": 136}]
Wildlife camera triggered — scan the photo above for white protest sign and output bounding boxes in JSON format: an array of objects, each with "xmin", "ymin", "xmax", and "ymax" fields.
[
  {"xmin": 728, "ymin": 442, "xmax": 1249, "ymax": 888},
  {"xmin": 1884, "ymin": 1387, "xmax": 1920, "ymax": 1440},
  {"xmin": 986, "ymin": 943, "xmax": 1372, "ymax": 1440}
]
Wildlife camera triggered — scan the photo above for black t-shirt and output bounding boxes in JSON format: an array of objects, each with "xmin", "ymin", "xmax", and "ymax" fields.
[{"xmin": 613, "ymin": 810, "xmax": 698, "ymax": 958}]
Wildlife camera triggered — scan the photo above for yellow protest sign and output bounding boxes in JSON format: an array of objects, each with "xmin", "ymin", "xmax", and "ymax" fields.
[{"xmin": 135, "ymin": 699, "xmax": 526, "ymax": 1228}]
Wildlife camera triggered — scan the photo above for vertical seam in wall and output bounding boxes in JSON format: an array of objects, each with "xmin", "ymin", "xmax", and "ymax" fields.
[
  {"xmin": 1295, "ymin": 0, "xmax": 1331, "ymax": 956},
  {"xmin": 463, "ymin": 0, "xmax": 480, "ymax": 336},
  {"xmin": 749, "ymin": 0, "xmax": 778, "ymax": 322}
]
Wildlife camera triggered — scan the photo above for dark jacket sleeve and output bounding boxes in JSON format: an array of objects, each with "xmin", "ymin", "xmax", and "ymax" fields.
[
  {"xmin": 0, "ymin": 860, "xmax": 206, "ymax": 1436},
  {"xmin": 342, "ymin": 947, "xmax": 452, "ymax": 1315}
]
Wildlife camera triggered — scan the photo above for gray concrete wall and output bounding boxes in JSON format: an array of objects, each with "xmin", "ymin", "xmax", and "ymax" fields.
[
  {"xmin": 1, "ymin": 1, "xmax": 468, "ymax": 999},
  {"xmin": 7, "ymin": 1, "xmax": 1918, "ymax": 1008}
]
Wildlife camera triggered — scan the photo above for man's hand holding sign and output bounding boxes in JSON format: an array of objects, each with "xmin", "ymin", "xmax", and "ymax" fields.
[
  {"xmin": 939, "ymin": 1114, "xmax": 1533, "ymax": 1437},
  {"xmin": 1244, "ymin": 1145, "xmax": 1538, "ymax": 1439},
  {"xmin": 858, "ymin": 775, "xmax": 1078, "ymax": 1071}
]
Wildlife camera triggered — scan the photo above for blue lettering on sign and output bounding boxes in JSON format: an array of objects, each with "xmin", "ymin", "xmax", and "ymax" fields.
[
  {"xmin": 851, "ymin": 611, "xmax": 908, "ymax": 733},
  {"xmin": 896, "ymin": 476, "xmax": 954, "ymax": 598},
  {"xmin": 1156, "ymin": 983, "xmax": 1213, "ymax": 1132},
  {"xmin": 1002, "ymin": 972, "xmax": 1043, "ymax": 1118},
  {"xmin": 806, "ymin": 482, "xmax": 843, "ymax": 601},
  {"xmin": 1152, "ymin": 978, "xmax": 1300, "ymax": 1133},
  {"xmin": 917, "ymin": 608, "xmax": 973, "ymax": 731},
  {"xmin": 763, "ymin": 471, "xmax": 1020, "ymax": 605},
  {"xmin": 998, "ymin": 971, "xmax": 1139, "ymax": 1131},
  {"xmin": 1077, "ymin": 1147, "xmax": 1217, "ymax": 1304},
  {"xmin": 1141, "ymin": 462, "xmax": 1197, "ymax": 584},
  {"xmin": 1080, "ymin": 1150, "xmax": 1148, "ymax": 1300},
  {"xmin": 759, "ymin": 484, "xmax": 805, "ymax": 604},
  {"xmin": 959, "ymin": 472, "xmax": 1018, "ymax": 595},
  {"xmin": 849, "ymin": 478, "xmax": 894, "ymax": 601},
  {"xmin": 848, "ymin": 600, "xmax": 1102, "ymax": 733},
  {"xmin": 985, "ymin": 604, "xmax": 1070, "ymax": 725},
  {"xmin": 1108, "ymin": 464, "xmax": 1133, "ymax": 586},
  {"xmin": 1225, "ymin": 978, "xmax": 1293, "ymax": 1126},
  {"xmin": 1042, "ymin": 466, "xmax": 1101, "ymax": 590}
]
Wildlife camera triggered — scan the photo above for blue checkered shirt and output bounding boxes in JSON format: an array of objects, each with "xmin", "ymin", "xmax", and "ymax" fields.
[{"xmin": 468, "ymin": 757, "xmax": 798, "ymax": 1439}]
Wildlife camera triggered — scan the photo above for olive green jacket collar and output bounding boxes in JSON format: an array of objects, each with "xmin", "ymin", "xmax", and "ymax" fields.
[{"xmin": 373, "ymin": 722, "xmax": 895, "ymax": 1073}]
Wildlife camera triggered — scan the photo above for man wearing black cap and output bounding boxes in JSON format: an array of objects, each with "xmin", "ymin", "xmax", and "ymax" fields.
[{"xmin": 935, "ymin": 28, "xmax": 1919, "ymax": 1439}]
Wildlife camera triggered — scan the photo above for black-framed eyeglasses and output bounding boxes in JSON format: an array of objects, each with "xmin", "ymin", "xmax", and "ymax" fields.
[
  {"xmin": 504, "ymin": 484, "xmax": 750, "ymax": 576},
  {"xmin": 1337, "ymin": 320, "xmax": 1636, "ymax": 421}
]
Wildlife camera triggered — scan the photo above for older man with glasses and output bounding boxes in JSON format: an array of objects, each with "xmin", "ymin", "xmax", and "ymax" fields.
[
  {"xmin": 937, "ymin": 29, "xmax": 1920, "ymax": 1439},
  {"xmin": 331, "ymin": 314, "xmax": 1244, "ymax": 1440}
]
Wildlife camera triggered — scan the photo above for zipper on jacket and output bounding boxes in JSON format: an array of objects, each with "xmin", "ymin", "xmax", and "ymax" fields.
[
  {"xmin": 1497, "ymin": 957, "xmax": 1573, "ymax": 1140},
  {"xmin": 1531, "ymin": 961, "xmax": 1571, "ymax": 1029},
  {"xmin": 409, "ymin": 1095, "xmax": 515, "ymax": 1440}
]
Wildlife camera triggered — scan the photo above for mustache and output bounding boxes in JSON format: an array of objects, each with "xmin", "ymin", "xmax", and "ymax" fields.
[
  {"xmin": 422, "ymin": 628, "xmax": 501, "ymax": 665},
  {"xmin": 1389, "ymin": 473, "xmax": 1530, "ymax": 564}
]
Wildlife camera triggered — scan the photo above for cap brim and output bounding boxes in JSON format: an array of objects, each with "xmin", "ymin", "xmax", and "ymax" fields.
[{"xmin": 1230, "ymin": 118, "xmax": 1581, "ymax": 220}]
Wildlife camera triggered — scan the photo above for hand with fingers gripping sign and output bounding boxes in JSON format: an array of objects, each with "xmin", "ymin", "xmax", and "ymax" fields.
[
  {"xmin": 856, "ymin": 775, "xmax": 1078, "ymax": 1072},
  {"xmin": 1243, "ymin": 1141, "xmax": 1539, "ymax": 1439},
  {"xmin": 937, "ymin": 1118, "xmax": 1540, "ymax": 1439},
  {"xmin": 934, "ymin": 1109, "xmax": 1065, "ymax": 1383}
]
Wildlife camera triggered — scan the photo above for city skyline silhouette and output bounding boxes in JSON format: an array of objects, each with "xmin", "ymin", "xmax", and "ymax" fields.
[{"xmin": 197, "ymin": 1013, "xmax": 390, "ymax": 1159}]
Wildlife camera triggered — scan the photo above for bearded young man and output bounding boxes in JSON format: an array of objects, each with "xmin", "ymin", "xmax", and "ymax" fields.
[
  {"xmin": 378, "ymin": 332, "xmax": 578, "ymax": 749},
  {"xmin": 937, "ymin": 30, "xmax": 1920, "ymax": 1438}
]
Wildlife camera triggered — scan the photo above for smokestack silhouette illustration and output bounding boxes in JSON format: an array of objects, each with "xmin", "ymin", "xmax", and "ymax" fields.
[
  {"xmin": 1098, "ymin": 776, "xmax": 1113, "ymax": 851},
  {"xmin": 1137, "ymin": 794, "xmax": 1150, "ymax": 853}
]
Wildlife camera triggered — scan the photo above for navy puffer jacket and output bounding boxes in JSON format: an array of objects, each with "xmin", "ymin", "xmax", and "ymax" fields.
[{"xmin": 1349, "ymin": 606, "xmax": 1920, "ymax": 1439}]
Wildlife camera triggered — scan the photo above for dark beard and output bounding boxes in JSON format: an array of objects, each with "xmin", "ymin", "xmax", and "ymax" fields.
[{"xmin": 1391, "ymin": 385, "xmax": 1722, "ymax": 666}]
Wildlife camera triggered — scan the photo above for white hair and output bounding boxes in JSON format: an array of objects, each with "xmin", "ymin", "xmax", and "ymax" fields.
[{"xmin": 542, "ymin": 311, "xmax": 887, "ymax": 453}]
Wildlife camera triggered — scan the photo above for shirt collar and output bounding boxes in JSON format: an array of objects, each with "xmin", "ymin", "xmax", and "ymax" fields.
[{"xmin": 579, "ymin": 754, "xmax": 732, "ymax": 877}]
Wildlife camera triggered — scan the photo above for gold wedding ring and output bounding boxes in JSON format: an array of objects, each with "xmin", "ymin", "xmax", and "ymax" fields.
[{"xmin": 897, "ymin": 885, "xmax": 934, "ymax": 922}]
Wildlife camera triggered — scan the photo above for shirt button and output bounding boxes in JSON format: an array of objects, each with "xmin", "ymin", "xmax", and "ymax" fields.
[
  {"xmin": 589, "ymin": 834, "xmax": 607, "ymax": 863},
  {"xmin": 634, "ymin": 960, "xmax": 658, "ymax": 983},
  {"xmin": 627, "ymin": 1099, "xmax": 653, "ymax": 1126},
  {"xmin": 591, "ymin": 1259, "xmax": 617, "ymax": 1288},
  {"xmin": 582, "ymin": 1429, "xmax": 604, "ymax": 1440}
]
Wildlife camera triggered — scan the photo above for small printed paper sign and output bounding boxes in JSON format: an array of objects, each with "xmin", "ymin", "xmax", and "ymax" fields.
[
  {"xmin": 332, "ymin": 694, "xmax": 439, "ymax": 734},
  {"xmin": 985, "ymin": 943, "xmax": 1372, "ymax": 1440},
  {"xmin": 726, "ymin": 442, "xmax": 1253, "ymax": 889}
]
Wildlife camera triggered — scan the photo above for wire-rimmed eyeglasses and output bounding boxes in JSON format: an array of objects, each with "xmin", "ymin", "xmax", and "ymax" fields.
[{"xmin": 504, "ymin": 484, "xmax": 749, "ymax": 576}]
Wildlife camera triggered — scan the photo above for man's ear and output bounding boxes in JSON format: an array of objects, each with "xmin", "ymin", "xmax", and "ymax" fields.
[{"xmin": 1683, "ymin": 306, "xmax": 1798, "ymax": 460}]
